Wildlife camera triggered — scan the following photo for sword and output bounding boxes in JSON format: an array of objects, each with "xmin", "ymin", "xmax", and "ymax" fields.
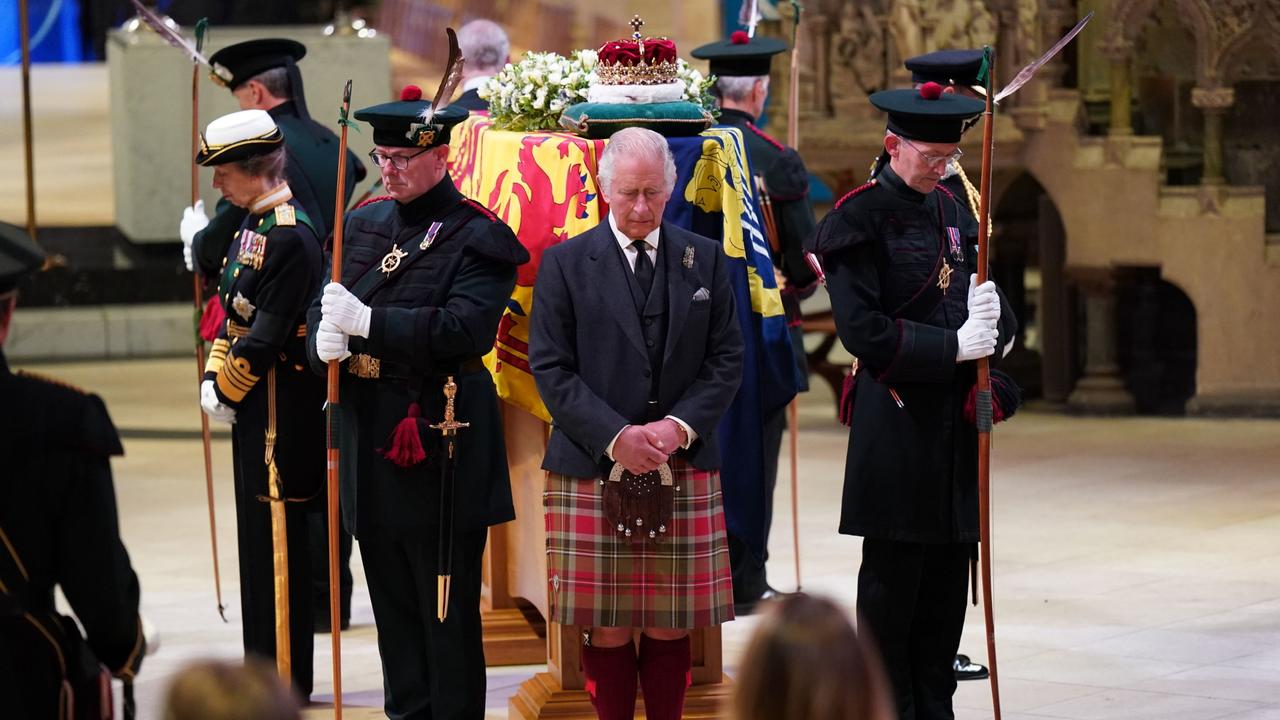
[
  {"xmin": 993, "ymin": 11, "xmax": 1094, "ymax": 104},
  {"xmin": 431, "ymin": 376, "xmax": 469, "ymax": 621}
]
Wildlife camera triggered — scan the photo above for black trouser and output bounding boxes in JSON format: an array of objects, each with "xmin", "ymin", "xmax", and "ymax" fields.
[
  {"xmin": 309, "ymin": 510, "xmax": 353, "ymax": 622},
  {"xmin": 232, "ymin": 437, "xmax": 314, "ymax": 698},
  {"xmin": 728, "ymin": 404, "xmax": 786, "ymax": 602},
  {"xmin": 359, "ymin": 528, "xmax": 488, "ymax": 720},
  {"xmin": 857, "ymin": 538, "xmax": 971, "ymax": 720}
]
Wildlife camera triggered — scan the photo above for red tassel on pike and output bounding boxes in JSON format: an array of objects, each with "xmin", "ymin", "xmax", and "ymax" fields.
[
  {"xmin": 380, "ymin": 403, "xmax": 428, "ymax": 467},
  {"xmin": 199, "ymin": 295, "xmax": 226, "ymax": 342}
]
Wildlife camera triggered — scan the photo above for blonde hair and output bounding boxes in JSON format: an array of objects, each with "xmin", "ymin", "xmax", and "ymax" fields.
[
  {"xmin": 164, "ymin": 658, "xmax": 301, "ymax": 720},
  {"xmin": 732, "ymin": 594, "xmax": 895, "ymax": 720}
]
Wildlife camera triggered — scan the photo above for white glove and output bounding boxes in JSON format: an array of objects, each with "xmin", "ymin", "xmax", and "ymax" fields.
[
  {"xmin": 200, "ymin": 379, "xmax": 236, "ymax": 424},
  {"xmin": 966, "ymin": 274, "xmax": 1001, "ymax": 325},
  {"xmin": 956, "ymin": 317, "xmax": 999, "ymax": 362},
  {"xmin": 321, "ymin": 282, "xmax": 372, "ymax": 338},
  {"xmin": 315, "ymin": 319, "xmax": 352, "ymax": 362},
  {"xmin": 180, "ymin": 200, "xmax": 209, "ymax": 273}
]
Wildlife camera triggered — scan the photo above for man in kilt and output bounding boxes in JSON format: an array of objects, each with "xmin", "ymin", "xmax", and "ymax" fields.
[{"xmin": 529, "ymin": 127, "xmax": 744, "ymax": 720}]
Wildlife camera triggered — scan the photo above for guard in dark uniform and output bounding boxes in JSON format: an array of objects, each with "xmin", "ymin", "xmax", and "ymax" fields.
[
  {"xmin": 691, "ymin": 32, "xmax": 820, "ymax": 613},
  {"xmin": 181, "ymin": 38, "xmax": 365, "ymax": 632},
  {"xmin": 904, "ymin": 48, "xmax": 1009, "ymax": 684},
  {"xmin": 196, "ymin": 109, "xmax": 325, "ymax": 698},
  {"xmin": 805, "ymin": 85, "xmax": 1017, "ymax": 720},
  {"xmin": 307, "ymin": 84, "xmax": 528, "ymax": 719},
  {"xmin": 0, "ymin": 222, "xmax": 146, "ymax": 718}
]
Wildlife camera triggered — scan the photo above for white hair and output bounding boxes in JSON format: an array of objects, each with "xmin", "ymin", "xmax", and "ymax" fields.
[
  {"xmin": 715, "ymin": 75, "xmax": 767, "ymax": 103},
  {"xmin": 597, "ymin": 127, "xmax": 677, "ymax": 196},
  {"xmin": 457, "ymin": 19, "xmax": 509, "ymax": 74}
]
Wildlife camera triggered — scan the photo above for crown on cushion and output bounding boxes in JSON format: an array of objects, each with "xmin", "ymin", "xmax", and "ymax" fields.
[{"xmin": 595, "ymin": 15, "xmax": 679, "ymax": 86}]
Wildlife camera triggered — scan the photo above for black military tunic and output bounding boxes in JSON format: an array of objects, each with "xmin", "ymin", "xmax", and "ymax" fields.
[
  {"xmin": 193, "ymin": 101, "xmax": 367, "ymax": 276},
  {"xmin": 808, "ymin": 162, "xmax": 1016, "ymax": 718},
  {"xmin": 206, "ymin": 186, "xmax": 325, "ymax": 697},
  {"xmin": 305, "ymin": 174, "xmax": 528, "ymax": 719},
  {"xmin": 0, "ymin": 353, "xmax": 145, "ymax": 719}
]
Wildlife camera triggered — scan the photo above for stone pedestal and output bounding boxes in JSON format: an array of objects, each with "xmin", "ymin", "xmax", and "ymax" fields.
[
  {"xmin": 1067, "ymin": 268, "xmax": 1135, "ymax": 414},
  {"xmin": 107, "ymin": 25, "xmax": 390, "ymax": 243}
]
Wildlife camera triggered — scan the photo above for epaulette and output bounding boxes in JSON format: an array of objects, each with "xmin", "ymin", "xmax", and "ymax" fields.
[
  {"xmin": 16, "ymin": 369, "xmax": 88, "ymax": 395},
  {"xmin": 834, "ymin": 180, "xmax": 877, "ymax": 210},
  {"xmin": 355, "ymin": 195, "xmax": 393, "ymax": 210},
  {"xmin": 746, "ymin": 121, "xmax": 785, "ymax": 152},
  {"xmin": 460, "ymin": 197, "xmax": 499, "ymax": 222},
  {"xmin": 273, "ymin": 203, "xmax": 296, "ymax": 227}
]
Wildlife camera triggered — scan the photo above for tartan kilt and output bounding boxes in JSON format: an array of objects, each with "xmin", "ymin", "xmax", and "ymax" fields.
[{"xmin": 544, "ymin": 458, "xmax": 735, "ymax": 629}]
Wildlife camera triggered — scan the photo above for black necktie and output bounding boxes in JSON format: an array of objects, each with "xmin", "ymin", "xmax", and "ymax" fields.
[{"xmin": 631, "ymin": 239, "xmax": 654, "ymax": 297}]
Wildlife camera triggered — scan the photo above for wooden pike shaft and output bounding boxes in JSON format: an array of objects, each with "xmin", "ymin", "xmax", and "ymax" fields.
[
  {"xmin": 19, "ymin": 0, "xmax": 36, "ymax": 241},
  {"xmin": 188, "ymin": 38, "xmax": 225, "ymax": 623},
  {"xmin": 975, "ymin": 49, "xmax": 1002, "ymax": 720},
  {"xmin": 325, "ymin": 79, "xmax": 355, "ymax": 720}
]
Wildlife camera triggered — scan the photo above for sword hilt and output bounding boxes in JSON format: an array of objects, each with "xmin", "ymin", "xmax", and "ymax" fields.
[{"xmin": 430, "ymin": 375, "xmax": 471, "ymax": 438}]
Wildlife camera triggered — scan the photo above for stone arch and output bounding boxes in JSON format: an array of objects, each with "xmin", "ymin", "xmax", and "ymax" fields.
[
  {"xmin": 1115, "ymin": 269, "xmax": 1198, "ymax": 414},
  {"xmin": 989, "ymin": 170, "xmax": 1072, "ymax": 402}
]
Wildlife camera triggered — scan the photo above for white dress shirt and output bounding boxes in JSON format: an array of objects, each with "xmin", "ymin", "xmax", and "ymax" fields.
[{"xmin": 602, "ymin": 212, "xmax": 697, "ymax": 461}]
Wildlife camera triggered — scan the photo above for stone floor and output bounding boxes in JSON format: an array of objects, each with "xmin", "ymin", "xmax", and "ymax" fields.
[{"xmin": 19, "ymin": 356, "xmax": 1280, "ymax": 719}]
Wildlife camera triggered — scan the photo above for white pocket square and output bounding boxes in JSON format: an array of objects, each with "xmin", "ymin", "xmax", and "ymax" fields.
[{"xmin": 692, "ymin": 287, "xmax": 711, "ymax": 302}]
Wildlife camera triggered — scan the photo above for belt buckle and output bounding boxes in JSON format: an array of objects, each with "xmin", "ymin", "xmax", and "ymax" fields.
[{"xmin": 348, "ymin": 353, "xmax": 381, "ymax": 379}]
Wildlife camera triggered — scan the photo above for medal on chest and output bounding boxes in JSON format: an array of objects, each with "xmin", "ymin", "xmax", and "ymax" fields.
[
  {"xmin": 236, "ymin": 230, "xmax": 267, "ymax": 270},
  {"xmin": 937, "ymin": 260, "xmax": 953, "ymax": 292},
  {"xmin": 420, "ymin": 221, "xmax": 443, "ymax": 251},
  {"xmin": 232, "ymin": 291, "xmax": 256, "ymax": 321},
  {"xmin": 946, "ymin": 226, "xmax": 964, "ymax": 261},
  {"xmin": 380, "ymin": 244, "xmax": 408, "ymax": 275}
]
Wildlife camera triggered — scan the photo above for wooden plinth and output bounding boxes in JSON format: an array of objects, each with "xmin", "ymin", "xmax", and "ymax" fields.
[
  {"xmin": 510, "ymin": 672, "xmax": 733, "ymax": 720},
  {"xmin": 482, "ymin": 606, "xmax": 547, "ymax": 666}
]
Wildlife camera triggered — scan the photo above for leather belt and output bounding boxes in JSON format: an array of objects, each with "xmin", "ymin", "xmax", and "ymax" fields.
[
  {"xmin": 226, "ymin": 320, "xmax": 307, "ymax": 339},
  {"xmin": 347, "ymin": 354, "xmax": 484, "ymax": 380}
]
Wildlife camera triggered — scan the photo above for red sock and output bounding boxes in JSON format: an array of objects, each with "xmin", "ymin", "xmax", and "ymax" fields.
[
  {"xmin": 637, "ymin": 634, "xmax": 692, "ymax": 720},
  {"xmin": 580, "ymin": 640, "xmax": 638, "ymax": 720}
]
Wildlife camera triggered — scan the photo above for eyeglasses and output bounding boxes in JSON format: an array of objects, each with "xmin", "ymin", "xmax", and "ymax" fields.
[
  {"xmin": 897, "ymin": 136, "xmax": 963, "ymax": 167},
  {"xmin": 368, "ymin": 147, "xmax": 431, "ymax": 171}
]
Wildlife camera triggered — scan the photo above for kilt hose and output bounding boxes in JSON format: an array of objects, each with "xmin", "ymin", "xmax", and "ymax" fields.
[{"xmin": 545, "ymin": 458, "xmax": 735, "ymax": 629}]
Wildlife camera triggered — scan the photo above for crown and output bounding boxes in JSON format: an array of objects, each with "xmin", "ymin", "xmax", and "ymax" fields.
[{"xmin": 596, "ymin": 15, "xmax": 679, "ymax": 86}]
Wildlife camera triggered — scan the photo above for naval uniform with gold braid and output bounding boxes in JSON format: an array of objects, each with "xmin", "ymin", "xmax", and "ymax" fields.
[
  {"xmin": 306, "ymin": 174, "xmax": 528, "ymax": 719},
  {"xmin": 807, "ymin": 162, "xmax": 1017, "ymax": 718},
  {"xmin": 0, "ymin": 353, "xmax": 145, "ymax": 719},
  {"xmin": 205, "ymin": 184, "xmax": 324, "ymax": 697}
]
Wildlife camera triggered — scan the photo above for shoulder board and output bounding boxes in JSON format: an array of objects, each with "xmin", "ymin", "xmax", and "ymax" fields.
[
  {"xmin": 746, "ymin": 122, "xmax": 785, "ymax": 152},
  {"xmin": 460, "ymin": 197, "xmax": 499, "ymax": 222},
  {"xmin": 16, "ymin": 370, "xmax": 88, "ymax": 396},
  {"xmin": 355, "ymin": 195, "xmax": 393, "ymax": 210},
  {"xmin": 273, "ymin": 203, "xmax": 296, "ymax": 226},
  {"xmin": 834, "ymin": 180, "xmax": 877, "ymax": 210}
]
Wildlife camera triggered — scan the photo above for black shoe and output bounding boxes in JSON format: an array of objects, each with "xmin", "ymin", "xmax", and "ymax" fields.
[
  {"xmin": 733, "ymin": 586, "xmax": 796, "ymax": 616},
  {"xmin": 954, "ymin": 653, "xmax": 989, "ymax": 681}
]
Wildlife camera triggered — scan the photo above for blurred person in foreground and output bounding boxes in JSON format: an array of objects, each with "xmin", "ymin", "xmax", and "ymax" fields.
[
  {"xmin": 733, "ymin": 593, "xmax": 894, "ymax": 720},
  {"xmin": 163, "ymin": 657, "xmax": 300, "ymax": 720}
]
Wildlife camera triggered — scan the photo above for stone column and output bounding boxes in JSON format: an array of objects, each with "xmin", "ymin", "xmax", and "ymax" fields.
[
  {"xmin": 1098, "ymin": 38, "xmax": 1133, "ymax": 136},
  {"xmin": 809, "ymin": 11, "xmax": 832, "ymax": 116},
  {"xmin": 1191, "ymin": 85, "xmax": 1235, "ymax": 185},
  {"xmin": 1067, "ymin": 268, "xmax": 1136, "ymax": 414}
]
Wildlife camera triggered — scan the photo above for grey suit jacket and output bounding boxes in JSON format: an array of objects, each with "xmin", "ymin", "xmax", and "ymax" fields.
[{"xmin": 529, "ymin": 220, "xmax": 744, "ymax": 478}]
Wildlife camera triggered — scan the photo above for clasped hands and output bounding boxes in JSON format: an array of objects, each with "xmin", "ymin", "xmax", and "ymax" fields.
[{"xmin": 612, "ymin": 420, "xmax": 687, "ymax": 475}]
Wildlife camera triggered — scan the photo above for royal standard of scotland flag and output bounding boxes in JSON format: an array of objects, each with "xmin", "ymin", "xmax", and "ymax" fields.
[{"xmin": 666, "ymin": 128, "xmax": 798, "ymax": 562}]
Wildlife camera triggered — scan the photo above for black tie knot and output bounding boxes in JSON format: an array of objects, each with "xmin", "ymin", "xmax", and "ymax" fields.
[{"xmin": 631, "ymin": 240, "xmax": 654, "ymax": 297}]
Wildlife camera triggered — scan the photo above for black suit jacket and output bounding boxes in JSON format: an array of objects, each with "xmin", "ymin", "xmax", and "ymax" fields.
[{"xmin": 530, "ymin": 220, "xmax": 744, "ymax": 478}]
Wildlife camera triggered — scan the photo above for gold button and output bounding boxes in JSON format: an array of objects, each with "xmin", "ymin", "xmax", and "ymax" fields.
[{"xmin": 233, "ymin": 268, "xmax": 240, "ymax": 278}]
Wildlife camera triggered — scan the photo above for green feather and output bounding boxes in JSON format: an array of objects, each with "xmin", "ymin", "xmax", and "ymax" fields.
[
  {"xmin": 791, "ymin": 0, "xmax": 804, "ymax": 45},
  {"xmin": 194, "ymin": 18, "xmax": 208, "ymax": 54},
  {"xmin": 337, "ymin": 106, "xmax": 362, "ymax": 133}
]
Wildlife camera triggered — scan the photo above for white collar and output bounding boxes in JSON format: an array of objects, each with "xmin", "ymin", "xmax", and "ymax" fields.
[
  {"xmin": 249, "ymin": 182, "xmax": 293, "ymax": 216},
  {"xmin": 463, "ymin": 76, "xmax": 492, "ymax": 93},
  {"xmin": 608, "ymin": 211, "xmax": 660, "ymax": 252}
]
